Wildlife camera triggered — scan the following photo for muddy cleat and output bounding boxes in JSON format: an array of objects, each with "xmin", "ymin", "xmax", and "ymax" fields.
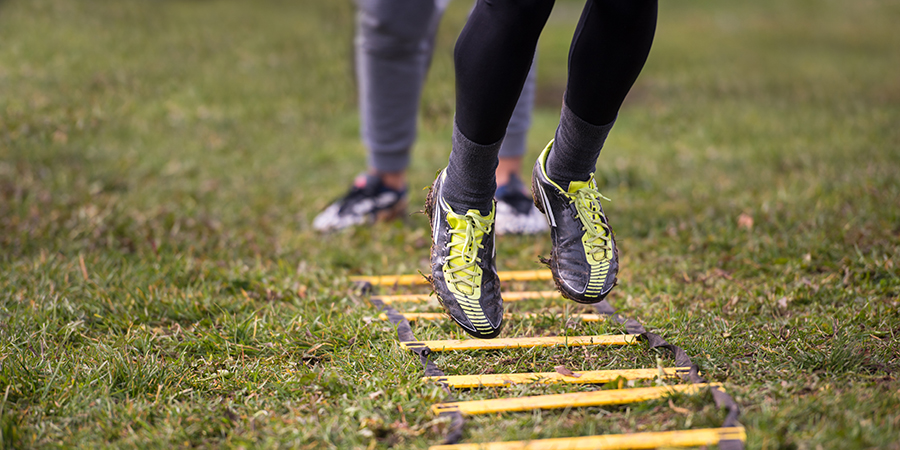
[
  {"xmin": 494, "ymin": 173, "xmax": 549, "ymax": 236},
  {"xmin": 425, "ymin": 170, "xmax": 503, "ymax": 338},
  {"xmin": 312, "ymin": 173, "xmax": 407, "ymax": 232},
  {"xmin": 531, "ymin": 141, "xmax": 618, "ymax": 304}
]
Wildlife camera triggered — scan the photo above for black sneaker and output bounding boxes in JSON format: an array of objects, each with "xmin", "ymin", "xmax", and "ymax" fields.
[
  {"xmin": 425, "ymin": 170, "xmax": 503, "ymax": 339},
  {"xmin": 531, "ymin": 141, "xmax": 618, "ymax": 304},
  {"xmin": 312, "ymin": 173, "xmax": 407, "ymax": 232},
  {"xmin": 495, "ymin": 174, "xmax": 549, "ymax": 236}
]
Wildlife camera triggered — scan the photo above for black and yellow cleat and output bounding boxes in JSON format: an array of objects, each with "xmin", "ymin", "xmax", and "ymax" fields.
[
  {"xmin": 531, "ymin": 141, "xmax": 618, "ymax": 304},
  {"xmin": 425, "ymin": 170, "xmax": 503, "ymax": 339}
]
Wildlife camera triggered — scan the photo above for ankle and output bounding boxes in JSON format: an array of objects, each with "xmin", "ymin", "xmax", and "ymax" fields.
[
  {"xmin": 495, "ymin": 156, "xmax": 524, "ymax": 187},
  {"xmin": 371, "ymin": 170, "xmax": 406, "ymax": 191}
]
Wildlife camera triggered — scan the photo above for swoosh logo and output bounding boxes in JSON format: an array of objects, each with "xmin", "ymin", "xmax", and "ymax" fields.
[
  {"xmin": 432, "ymin": 200, "xmax": 441, "ymax": 244},
  {"xmin": 432, "ymin": 175, "xmax": 444, "ymax": 244},
  {"xmin": 537, "ymin": 179, "xmax": 556, "ymax": 227}
]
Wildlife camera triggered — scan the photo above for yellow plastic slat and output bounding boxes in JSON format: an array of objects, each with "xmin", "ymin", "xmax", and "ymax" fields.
[
  {"xmin": 379, "ymin": 312, "xmax": 604, "ymax": 323},
  {"xmin": 353, "ymin": 273, "xmax": 427, "ymax": 286},
  {"xmin": 373, "ymin": 293, "xmax": 434, "ymax": 304},
  {"xmin": 428, "ymin": 427, "xmax": 746, "ymax": 450},
  {"xmin": 352, "ymin": 270, "xmax": 553, "ymax": 287},
  {"xmin": 373, "ymin": 291, "xmax": 561, "ymax": 305},
  {"xmin": 496, "ymin": 270, "xmax": 554, "ymax": 282},
  {"xmin": 380, "ymin": 312, "xmax": 447, "ymax": 321},
  {"xmin": 401, "ymin": 335, "xmax": 638, "ymax": 352},
  {"xmin": 426, "ymin": 367, "xmax": 684, "ymax": 389},
  {"xmin": 431, "ymin": 383, "xmax": 719, "ymax": 415}
]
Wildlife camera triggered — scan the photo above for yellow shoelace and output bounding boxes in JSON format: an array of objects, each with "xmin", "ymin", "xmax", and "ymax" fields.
[
  {"xmin": 571, "ymin": 186, "xmax": 613, "ymax": 261},
  {"xmin": 445, "ymin": 210, "xmax": 493, "ymax": 296}
]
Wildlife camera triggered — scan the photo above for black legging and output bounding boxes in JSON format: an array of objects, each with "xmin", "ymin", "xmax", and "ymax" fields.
[{"xmin": 454, "ymin": 0, "xmax": 658, "ymax": 145}]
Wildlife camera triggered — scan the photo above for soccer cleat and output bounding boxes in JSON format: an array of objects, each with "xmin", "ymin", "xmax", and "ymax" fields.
[
  {"xmin": 425, "ymin": 170, "xmax": 503, "ymax": 339},
  {"xmin": 531, "ymin": 141, "xmax": 618, "ymax": 304},
  {"xmin": 312, "ymin": 173, "xmax": 407, "ymax": 232},
  {"xmin": 494, "ymin": 174, "xmax": 549, "ymax": 236}
]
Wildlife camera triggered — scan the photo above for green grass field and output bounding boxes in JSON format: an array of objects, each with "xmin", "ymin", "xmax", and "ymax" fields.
[{"xmin": 1, "ymin": 0, "xmax": 898, "ymax": 448}]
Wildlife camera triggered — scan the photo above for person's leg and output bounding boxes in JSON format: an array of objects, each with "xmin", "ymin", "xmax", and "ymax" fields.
[
  {"xmin": 496, "ymin": 76, "xmax": 554, "ymax": 237},
  {"xmin": 494, "ymin": 57, "xmax": 549, "ymax": 235},
  {"xmin": 427, "ymin": 0, "xmax": 554, "ymax": 339},
  {"xmin": 532, "ymin": 0, "xmax": 657, "ymax": 303},
  {"xmin": 314, "ymin": 0, "xmax": 446, "ymax": 231},
  {"xmin": 546, "ymin": 0, "xmax": 657, "ymax": 187},
  {"xmin": 496, "ymin": 57, "xmax": 537, "ymax": 187},
  {"xmin": 494, "ymin": 157, "xmax": 523, "ymax": 187},
  {"xmin": 442, "ymin": 0, "xmax": 556, "ymax": 217},
  {"xmin": 357, "ymin": 0, "xmax": 448, "ymax": 185}
]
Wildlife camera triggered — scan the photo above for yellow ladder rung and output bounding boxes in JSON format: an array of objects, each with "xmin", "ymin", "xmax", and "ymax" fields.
[
  {"xmin": 352, "ymin": 270, "xmax": 553, "ymax": 286},
  {"xmin": 401, "ymin": 335, "xmax": 638, "ymax": 352},
  {"xmin": 373, "ymin": 290, "xmax": 561, "ymax": 305},
  {"xmin": 426, "ymin": 367, "xmax": 685, "ymax": 388},
  {"xmin": 380, "ymin": 312, "xmax": 447, "ymax": 321},
  {"xmin": 431, "ymin": 383, "xmax": 720, "ymax": 415},
  {"xmin": 428, "ymin": 426, "xmax": 746, "ymax": 450},
  {"xmin": 380, "ymin": 312, "xmax": 604, "ymax": 322}
]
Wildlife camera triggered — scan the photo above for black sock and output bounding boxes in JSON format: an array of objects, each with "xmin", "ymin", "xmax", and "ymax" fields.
[
  {"xmin": 546, "ymin": 102, "xmax": 614, "ymax": 189},
  {"xmin": 443, "ymin": 122, "xmax": 500, "ymax": 216}
]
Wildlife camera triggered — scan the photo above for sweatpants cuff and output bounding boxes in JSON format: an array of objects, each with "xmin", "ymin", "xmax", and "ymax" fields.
[{"xmin": 369, "ymin": 149, "xmax": 411, "ymax": 174}]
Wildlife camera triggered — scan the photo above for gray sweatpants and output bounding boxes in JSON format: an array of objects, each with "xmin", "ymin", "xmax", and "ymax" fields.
[{"xmin": 356, "ymin": 0, "xmax": 537, "ymax": 174}]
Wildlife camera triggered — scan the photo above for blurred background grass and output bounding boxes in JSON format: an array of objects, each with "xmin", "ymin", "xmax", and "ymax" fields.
[{"xmin": 1, "ymin": 0, "xmax": 898, "ymax": 448}]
